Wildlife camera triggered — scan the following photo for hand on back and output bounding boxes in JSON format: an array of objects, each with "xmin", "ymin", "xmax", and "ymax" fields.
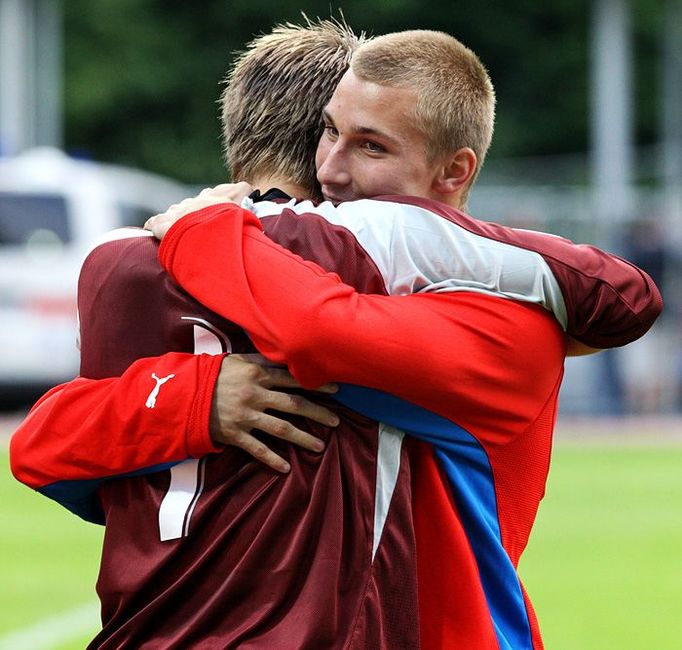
[
  {"xmin": 145, "ymin": 182, "xmax": 254, "ymax": 240},
  {"xmin": 210, "ymin": 354, "xmax": 339, "ymax": 473}
]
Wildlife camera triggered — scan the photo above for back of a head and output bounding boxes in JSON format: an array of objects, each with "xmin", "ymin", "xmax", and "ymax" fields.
[
  {"xmin": 222, "ymin": 18, "xmax": 365, "ymax": 199},
  {"xmin": 352, "ymin": 30, "xmax": 496, "ymax": 200}
]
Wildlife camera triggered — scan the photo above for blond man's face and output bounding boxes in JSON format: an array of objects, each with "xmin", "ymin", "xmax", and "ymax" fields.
[{"xmin": 315, "ymin": 70, "xmax": 443, "ymax": 204}]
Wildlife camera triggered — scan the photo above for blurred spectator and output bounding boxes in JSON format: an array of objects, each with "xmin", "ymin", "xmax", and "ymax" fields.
[
  {"xmin": 627, "ymin": 217, "xmax": 668, "ymax": 295},
  {"xmin": 618, "ymin": 216, "xmax": 678, "ymax": 413}
]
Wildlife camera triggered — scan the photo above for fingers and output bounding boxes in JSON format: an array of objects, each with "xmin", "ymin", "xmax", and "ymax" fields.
[
  {"xmin": 145, "ymin": 197, "xmax": 215, "ymax": 238},
  {"xmin": 228, "ymin": 431, "xmax": 291, "ymax": 473},
  {"xmin": 254, "ymin": 412, "xmax": 326, "ymax": 452},
  {"xmin": 144, "ymin": 211, "xmax": 178, "ymax": 239},
  {"xmin": 215, "ymin": 406, "xmax": 328, "ymax": 471},
  {"xmin": 199, "ymin": 182, "xmax": 254, "ymax": 203},
  {"xmin": 144, "ymin": 182, "xmax": 255, "ymax": 239},
  {"xmin": 211, "ymin": 405, "xmax": 328, "ymax": 473},
  {"xmin": 210, "ymin": 354, "xmax": 340, "ymax": 474},
  {"xmin": 260, "ymin": 388, "xmax": 339, "ymax": 428},
  {"xmin": 237, "ymin": 361, "xmax": 339, "ymax": 420}
]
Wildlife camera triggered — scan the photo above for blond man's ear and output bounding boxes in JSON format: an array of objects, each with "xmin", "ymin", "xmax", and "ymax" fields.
[{"xmin": 431, "ymin": 147, "xmax": 478, "ymax": 198}]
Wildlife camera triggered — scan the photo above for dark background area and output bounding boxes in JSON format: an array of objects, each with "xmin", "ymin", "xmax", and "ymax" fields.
[{"xmin": 62, "ymin": 0, "xmax": 662, "ymax": 185}]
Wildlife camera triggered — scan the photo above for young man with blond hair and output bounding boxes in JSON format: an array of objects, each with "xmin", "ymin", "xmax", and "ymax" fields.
[
  {"xmin": 319, "ymin": 30, "xmax": 495, "ymax": 208},
  {"xmin": 13, "ymin": 23, "xmax": 659, "ymax": 649}
]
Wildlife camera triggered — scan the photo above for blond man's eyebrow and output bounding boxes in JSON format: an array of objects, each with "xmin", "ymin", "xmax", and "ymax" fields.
[
  {"xmin": 322, "ymin": 108, "xmax": 400, "ymax": 146},
  {"xmin": 351, "ymin": 124, "xmax": 402, "ymax": 149}
]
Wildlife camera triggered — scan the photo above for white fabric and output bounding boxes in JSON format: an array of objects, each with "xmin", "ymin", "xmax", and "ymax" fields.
[
  {"xmin": 246, "ymin": 198, "xmax": 568, "ymax": 330},
  {"xmin": 181, "ymin": 316, "xmax": 232, "ymax": 355},
  {"xmin": 372, "ymin": 423, "xmax": 405, "ymax": 561},
  {"xmin": 158, "ymin": 458, "xmax": 206, "ymax": 541}
]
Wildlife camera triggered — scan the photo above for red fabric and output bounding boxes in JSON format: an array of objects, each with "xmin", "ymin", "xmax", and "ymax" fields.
[
  {"xmin": 10, "ymin": 353, "xmax": 221, "ymax": 489},
  {"xmin": 159, "ymin": 204, "xmax": 568, "ymax": 648},
  {"xmin": 379, "ymin": 195, "xmax": 663, "ymax": 349},
  {"xmin": 89, "ymin": 406, "xmax": 419, "ymax": 649},
  {"xmin": 17, "ymin": 195, "xmax": 648, "ymax": 646},
  {"xmin": 74, "ymin": 230, "xmax": 420, "ymax": 648},
  {"xmin": 411, "ymin": 440, "xmax": 499, "ymax": 649},
  {"xmin": 25, "ymin": 220, "xmax": 420, "ymax": 647},
  {"xmin": 160, "ymin": 205, "xmax": 566, "ymax": 439}
]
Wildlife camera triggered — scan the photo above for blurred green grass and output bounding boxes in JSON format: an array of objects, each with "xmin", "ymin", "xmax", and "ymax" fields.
[
  {"xmin": 0, "ymin": 448, "xmax": 102, "ymax": 648},
  {"xmin": 520, "ymin": 444, "xmax": 682, "ymax": 649},
  {"xmin": 2, "ymin": 442, "xmax": 681, "ymax": 649}
]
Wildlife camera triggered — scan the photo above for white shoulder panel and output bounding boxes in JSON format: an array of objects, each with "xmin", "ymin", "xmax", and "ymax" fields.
[{"xmin": 248, "ymin": 199, "xmax": 568, "ymax": 330}]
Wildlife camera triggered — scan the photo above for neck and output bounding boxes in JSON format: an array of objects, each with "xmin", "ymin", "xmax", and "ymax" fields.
[
  {"xmin": 428, "ymin": 185, "xmax": 468, "ymax": 212},
  {"xmin": 250, "ymin": 175, "xmax": 310, "ymax": 200}
]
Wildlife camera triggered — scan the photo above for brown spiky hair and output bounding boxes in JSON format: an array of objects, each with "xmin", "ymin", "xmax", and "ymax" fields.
[
  {"xmin": 352, "ymin": 31, "xmax": 496, "ymax": 206},
  {"xmin": 221, "ymin": 17, "xmax": 365, "ymax": 199}
]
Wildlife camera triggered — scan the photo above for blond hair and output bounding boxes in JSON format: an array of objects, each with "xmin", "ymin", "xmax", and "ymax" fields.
[
  {"xmin": 352, "ymin": 31, "xmax": 495, "ymax": 201},
  {"xmin": 221, "ymin": 18, "xmax": 365, "ymax": 198}
]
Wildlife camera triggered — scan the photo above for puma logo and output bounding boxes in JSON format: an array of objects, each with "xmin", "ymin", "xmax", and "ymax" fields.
[{"xmin": 146, "ymin": 373, "xmax": 176, "ymax": 409}]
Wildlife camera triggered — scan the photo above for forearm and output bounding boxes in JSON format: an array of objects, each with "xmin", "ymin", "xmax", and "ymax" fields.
[
  {"xmin": 160, "ymin": 206, "xmax": 566, "ymax": 433},
  {"xmin": 159, "ymin": 199, "xmax": 662, "ymax": 370},
  {"xmin": 10, "ymin": 352, "xmax": 222, "ymax": 521}
]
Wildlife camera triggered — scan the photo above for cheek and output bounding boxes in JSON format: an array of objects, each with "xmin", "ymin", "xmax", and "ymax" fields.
[
  {"xmin": 394, "ymin": 163, "xmax": 435, "ymax": 196},
  {"xmin": 362, "ymin": 161, "xmax": 414, "ymax": 196},
  {"xmin": 345, "ymin": 165, "xmax": 385, "ymax": 196}
]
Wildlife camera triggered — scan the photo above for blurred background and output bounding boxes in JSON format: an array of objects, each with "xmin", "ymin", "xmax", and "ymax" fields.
[
  {"xmin": 1, "ymin": 1, "xmax": 680, "ymax": 649},
  {"xmin": 1, "ymin": 0, "xmax": 681, "ymax": 414}
]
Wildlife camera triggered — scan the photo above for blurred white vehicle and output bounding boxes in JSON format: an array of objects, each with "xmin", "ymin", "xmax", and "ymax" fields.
[{"xmin": 0, "ymin": 148, "xmax": 191, "ymax": 402}]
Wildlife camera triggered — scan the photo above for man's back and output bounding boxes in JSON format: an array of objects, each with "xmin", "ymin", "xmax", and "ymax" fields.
[{"xmin": 79, "ymin": 229, "xmax": 419, "ymax": 649}]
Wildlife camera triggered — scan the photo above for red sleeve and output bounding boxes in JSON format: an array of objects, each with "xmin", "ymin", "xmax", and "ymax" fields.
[
  {"xmin": 160, "ymin": 205, "xmax": 566, "ymax": 437},
  {"xmin": 10, "ymin": 352, "xmax": 222, "ymax": 490}
]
